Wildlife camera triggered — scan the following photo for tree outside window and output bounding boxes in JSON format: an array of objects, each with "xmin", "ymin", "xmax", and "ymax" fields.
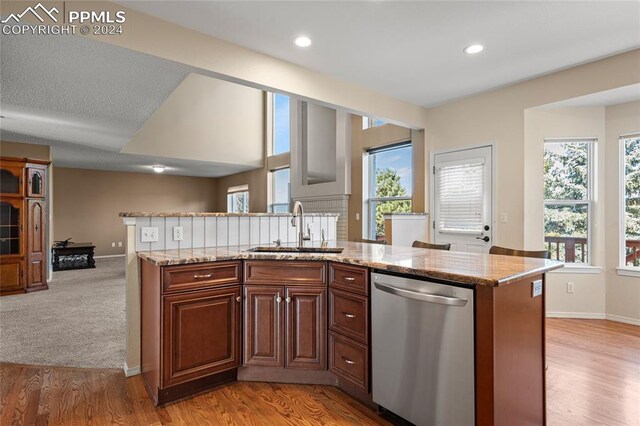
[{"xmin": 622, "ymin": 135, "xmax": 640, "ymax": 267}]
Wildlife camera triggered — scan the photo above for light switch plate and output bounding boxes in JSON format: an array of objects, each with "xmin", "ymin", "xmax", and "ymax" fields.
[
  {"xmin": 532, "ymin": 279, "xmax": 543, "ymax": 298},
  {"xmin": 141, "ymin": 227, "xmax": 159, "ymax": 243},
  {"xmin": 173, "ymin": 226, "xmax": 184, "ymax": 241}
]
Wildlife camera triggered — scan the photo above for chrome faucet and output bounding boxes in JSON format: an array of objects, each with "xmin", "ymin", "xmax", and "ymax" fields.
[{"xmin": 291, "ymin": 201, "xmax": 311, "ymax": 247}]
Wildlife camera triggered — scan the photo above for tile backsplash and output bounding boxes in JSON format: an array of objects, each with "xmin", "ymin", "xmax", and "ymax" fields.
[{"xmin": 133, "ymin": 214, "xmax": 339, "ymax": 252}]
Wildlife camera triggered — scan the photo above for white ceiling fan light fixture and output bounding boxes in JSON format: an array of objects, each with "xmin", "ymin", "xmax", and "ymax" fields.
[
  {"xmin": 151, "ymin": 165, "xmax": 166, "ymax": 173},
  {"xmin": 463, "ymin": 44, "xmax": 485, "ymax": 55},
  {"xmin": 294, "ymin": 35, "xmax": 312, "ymax": 48}
]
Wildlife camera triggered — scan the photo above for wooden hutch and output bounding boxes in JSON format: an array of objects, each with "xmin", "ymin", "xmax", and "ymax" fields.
[{"xmin": 0, "ymin": 157, "xmax": 50, "ymax": 295}]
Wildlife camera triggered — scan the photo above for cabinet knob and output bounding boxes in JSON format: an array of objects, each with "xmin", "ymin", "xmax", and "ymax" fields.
[
  {"xmin": 276, "ymin": 296, "xmax": 282, "ymax": 303},
  {"xmin": 236, "ymin": 296, "xmax": 241, "ymax": 302},
  {"xmin": 285, "ymin": 297, "xmax": 291, "ymax": 303}
]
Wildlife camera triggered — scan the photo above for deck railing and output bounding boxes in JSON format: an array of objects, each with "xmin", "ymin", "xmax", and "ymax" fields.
[{"xmin": 544, "ymin": 236, "xmax": 640, "ymax": 266}]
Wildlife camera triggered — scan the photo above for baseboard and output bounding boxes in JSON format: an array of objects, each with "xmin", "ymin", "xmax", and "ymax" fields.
[
  {"xmin": 605, "ymin": 314, "xmax": 640, "ymax": 326},
  {"xmin": 546, "ymin": 312, "xmax": 606, "ymax": 319},
  {"xmin": 124, "ymin": 362, "xmax": 141, "ymax": 377},
  {"xmin": 94, "ymin": 254, "xmax": 126, "ymax": 259}
]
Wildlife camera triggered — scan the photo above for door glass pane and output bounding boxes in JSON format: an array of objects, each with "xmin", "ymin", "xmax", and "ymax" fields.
[
  {"xmin": 437, "ymin": 162, "xmax": 484, "ymax": 233},
  {"xmin": 0, "ymin": 202, "xmax": 20, "ymax": 255},
  {"xmin": 544, "ymin": 204, "xmax": 589, "ymax": 263},
  {"xmin": 31, "ymin": 172, "xmax": 42, "ymax": 195},
  {"xmin": 0, "ymin": 169, "xmax": 20, "ymax": 194},
  {"xmin": 544, "ymin": 141, "xmax": 589, "ymax": 201}
]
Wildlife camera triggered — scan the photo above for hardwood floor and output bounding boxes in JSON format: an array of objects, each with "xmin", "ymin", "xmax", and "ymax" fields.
[
  {"xmin": 546, "ymin": 319, "xmax": 640, "ymax": 426},
  {"xmin": 1, "ymin": 319, "xmax": 638, "ymax": 425}
]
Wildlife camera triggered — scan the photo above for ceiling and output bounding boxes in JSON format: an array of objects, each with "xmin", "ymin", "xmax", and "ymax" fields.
[
  {"xmin": 0, "ymin": 32, "xmax": 260, "ymax": 177},
  {"xmin": 119, "ymin": 1, "xmax": 640, "ymax": 107}
]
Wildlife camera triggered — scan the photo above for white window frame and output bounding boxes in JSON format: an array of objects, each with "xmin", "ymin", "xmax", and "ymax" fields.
[
  {"xmin": 227, "ymin": 185, "xmax": 249, "ymax": 213},
  {"xmin": 618, "ymin": 133, "xmax": 640, "ymax": 276},
  {"xmin": 543, "ymin": 138, "xmax": 595, "ymax": 266},
  {"xmin": 365, "ymin": 142, "xmax": 412, "ymax": 240}
]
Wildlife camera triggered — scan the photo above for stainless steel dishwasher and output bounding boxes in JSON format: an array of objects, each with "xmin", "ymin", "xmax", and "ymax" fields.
[{"xmin": 371, "ymin": 272, "xmax": 474, "ymax": 426}]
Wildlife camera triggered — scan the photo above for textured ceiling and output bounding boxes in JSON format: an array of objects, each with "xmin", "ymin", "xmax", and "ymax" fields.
[
  {"xmin": 119, "ymin": 0, "xmax": 640, "ymax": 107},
  {"xmin": 0, "ymin": 32, "xmax": 261, "ymax": 177}
]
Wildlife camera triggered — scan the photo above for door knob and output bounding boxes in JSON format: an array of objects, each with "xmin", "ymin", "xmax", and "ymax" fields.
[{"xmin": 476, "ymin": 236, "xmax": 490, "ymax": 242}]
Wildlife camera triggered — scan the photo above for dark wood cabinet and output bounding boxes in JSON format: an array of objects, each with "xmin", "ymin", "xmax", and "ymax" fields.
[
  {"xmin": 286, "ymin": 286, "xmax": 326, "ymax": 370},
  {"xmin": 162, "ymin": 286, "xmax": 241, "ymax": 387},
  {"xmin": 26, "ymin": 199, "xmax": 46, "ymax": 291},
  {"xmin": 0, "ymin": 157, "xmax": 49, "ymax": 296},
  {"xmin": 244, "ymin": 285, "xmax": 283, "ymax": 367},
  {"xmin": 140, "ymin": 260, "xmax": 242, "ymax": 405}
]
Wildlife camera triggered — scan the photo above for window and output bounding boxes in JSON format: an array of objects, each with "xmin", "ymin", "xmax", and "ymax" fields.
[
  {"xmin": 366, "ymin": 142, "xmax": 412, "ymax": 240},
  {"xmin": 543, "ymin": 139, "xmax": 594, "ymax": 264},
  {"xmin": 362, "ymin": 116, "xmax": 386, "ymax": 130},
  {"xmin": 270, "ymin": 168, "xmax": 290, "ymax": 213},
  {"xmin": 622, "ymin": 134, "xmax": 640, "ymax": 268},
  {"xmin": 436, "ymin": 161, "xmax": 485, "ymax": 233},
  {"xmin": 273, "ymin": 93, "xmax": 290, "ymax": 155},
  {"xmin": 227, "ymin": 185, "xmax": 249, "ymax": 213}
]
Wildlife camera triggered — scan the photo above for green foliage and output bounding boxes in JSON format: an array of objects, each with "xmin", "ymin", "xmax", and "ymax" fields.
[
  {"xmin": 625, "ymin": 137, "xmax": 640, "ymax": 240},
  {"xmin": 374, "ymin": 169, "xmax": 411, "ymax": 237}
]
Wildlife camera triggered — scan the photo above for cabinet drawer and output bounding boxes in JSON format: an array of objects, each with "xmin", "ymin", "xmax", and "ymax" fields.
[
  {"xmin": 329, "ymin": 288, "xmax": 368, "ymax": 344},
  {"xmin": 329, "ymin": 263, "xmax": 368, "ymax": 295},
  {"xmin": 162, "ymin": 261, "xmax": 241, "ymax": 293},
  {"xmin": 244, "ymin": 261, "xmax": 327, "ymax": 286},
  {"xmin": 329, "ymin": 332, "xmax": 368, "ymax": 392}
]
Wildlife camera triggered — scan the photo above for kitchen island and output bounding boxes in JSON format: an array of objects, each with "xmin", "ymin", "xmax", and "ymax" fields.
[{"xmin": 136, "ymin": 240, "xmax": 562, "ymax": 425}]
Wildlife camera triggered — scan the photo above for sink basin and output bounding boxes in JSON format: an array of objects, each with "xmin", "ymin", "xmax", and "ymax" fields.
[{"xmin": 246, "ymin": 246, "xmax": 344, "ymax": 254}]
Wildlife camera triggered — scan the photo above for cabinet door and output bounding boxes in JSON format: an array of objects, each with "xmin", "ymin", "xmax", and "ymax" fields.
[
  {"xmin": 162, "ymin": 286, "xmax": 241, "ymax": 387},
  {"xmin": 0, "ymin": 165, "xmax": 24, "ymax": 197},
  {"xmin": 27, "ymin": 167, "xmax": 46, "ymax": 198},
  {"xmin": 27, "ymin": 199, "xmax": 46, "ymax": 290},
  {"xmin": 0, "ymin": 260, "xmax": 24, "ymax": 294},
  {"xmin": 285, "ymin": 286, "xmax": 327, "ymax": 370},
  {"xmin": 243, "ymin": 285, "xmax": 284, "ymax": 367},
  {"xmin": 0, "ymin": 199, "xmax": 23, "ymax": 257}
]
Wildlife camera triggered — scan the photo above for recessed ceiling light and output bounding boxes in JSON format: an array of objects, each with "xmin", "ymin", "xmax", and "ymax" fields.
[
  {"xmin": 294, "ymin": 36, "xmax": 312, "ymax": 48},
  {"xmin": 463, "ymin": 44, "xmax": 484, "ymax": 55},
  {"xmin": 151, "ymin": 165, "xmax": 165, "ymax": 173}
]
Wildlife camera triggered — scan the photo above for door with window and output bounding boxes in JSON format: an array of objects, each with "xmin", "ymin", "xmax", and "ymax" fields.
[{"xmin": 433, "ymin": 146, "xmax": 493, "ymax": 252}]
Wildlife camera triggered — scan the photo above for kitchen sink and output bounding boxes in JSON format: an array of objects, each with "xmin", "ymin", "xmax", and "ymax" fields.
[{"xmin": 246, "ymin": 246, "xmax": 344, "ymax": 254}]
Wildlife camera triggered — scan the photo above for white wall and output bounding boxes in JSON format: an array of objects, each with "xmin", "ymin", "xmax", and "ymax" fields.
[
  {"xmin": 524, "ymin": 107, "xmax": 607, "ymax": 317},
  {"xmin": 604, "ymin": 101, "xmax": 640, "ymax": 325}
]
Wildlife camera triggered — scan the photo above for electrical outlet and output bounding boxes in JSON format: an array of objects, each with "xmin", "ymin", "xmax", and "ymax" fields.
[
  {"xmin": 118, "ymin": 242, "xmax": 123, "ymax": 247},
  {"xmin": 111, "ymin": 242, "xmax": 116, "ymax": 247},
  {"xmin": 173, "ymin": 226, "xmax": 184, "ymax": 241},
  {"xmin": 356, "ymin": 213, "xmax": 360, "ymax": 221},
  {"xmin": 532, "ymin": 279, "xmax": 543, "ymax": 297},
  {"xmin": 141, "ymin": 227, "xmax": 159, "ymax": 243},
  {"xmin": 567, "ymin": 282, "xmax": 575, "ymax": 294},
  {"xmin": 500, "ymin": 212, "xmax": 508, "ymax": 223}
]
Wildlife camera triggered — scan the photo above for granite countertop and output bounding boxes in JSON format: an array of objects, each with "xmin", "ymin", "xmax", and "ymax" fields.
[
  {"xmin": 119, "ymin": 212, "xmax": 340, "ymax": 217},
  {"xmin": 137, "ymin": 241, "xmax": 563, "ymax": 287}
]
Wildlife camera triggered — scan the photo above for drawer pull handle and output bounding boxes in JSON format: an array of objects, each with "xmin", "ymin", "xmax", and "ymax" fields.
[
  {"xmin": 343, "ymin": 312, "xmax": 356, "ymax": 319},
  {"xmin": 236, "ymin": 296, "xmax": 241, "ymax": 302},
  {"xmin": 344, "ymin": 277, "xmax": 356, "ymax": 282},
  {"xmin": 193, "ymin": 274, "xmax": 213, "ymax": 279},
  {"xmin": 342, "ymin": 357, "xmax": 356, "ymax": 365},
  {"xmin": 285, "ymin": 297, "xmax": 291, "ymax": 303}
]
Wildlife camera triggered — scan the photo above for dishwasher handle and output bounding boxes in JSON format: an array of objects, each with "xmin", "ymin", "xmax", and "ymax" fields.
[{"xmin": 373, "ymin": 281, "xmax": 468, "ymax": 307}]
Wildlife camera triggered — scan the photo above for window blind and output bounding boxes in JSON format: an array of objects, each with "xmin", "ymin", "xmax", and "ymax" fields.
[{"xmin": 437, "ymin": 162, "xmax": 484, "ymax": 233}]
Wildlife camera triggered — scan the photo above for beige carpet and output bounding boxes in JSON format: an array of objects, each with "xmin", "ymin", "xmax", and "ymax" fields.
[{"xmin": 0, "ymin": 257, "xmax": 126, "ymax": 369}]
